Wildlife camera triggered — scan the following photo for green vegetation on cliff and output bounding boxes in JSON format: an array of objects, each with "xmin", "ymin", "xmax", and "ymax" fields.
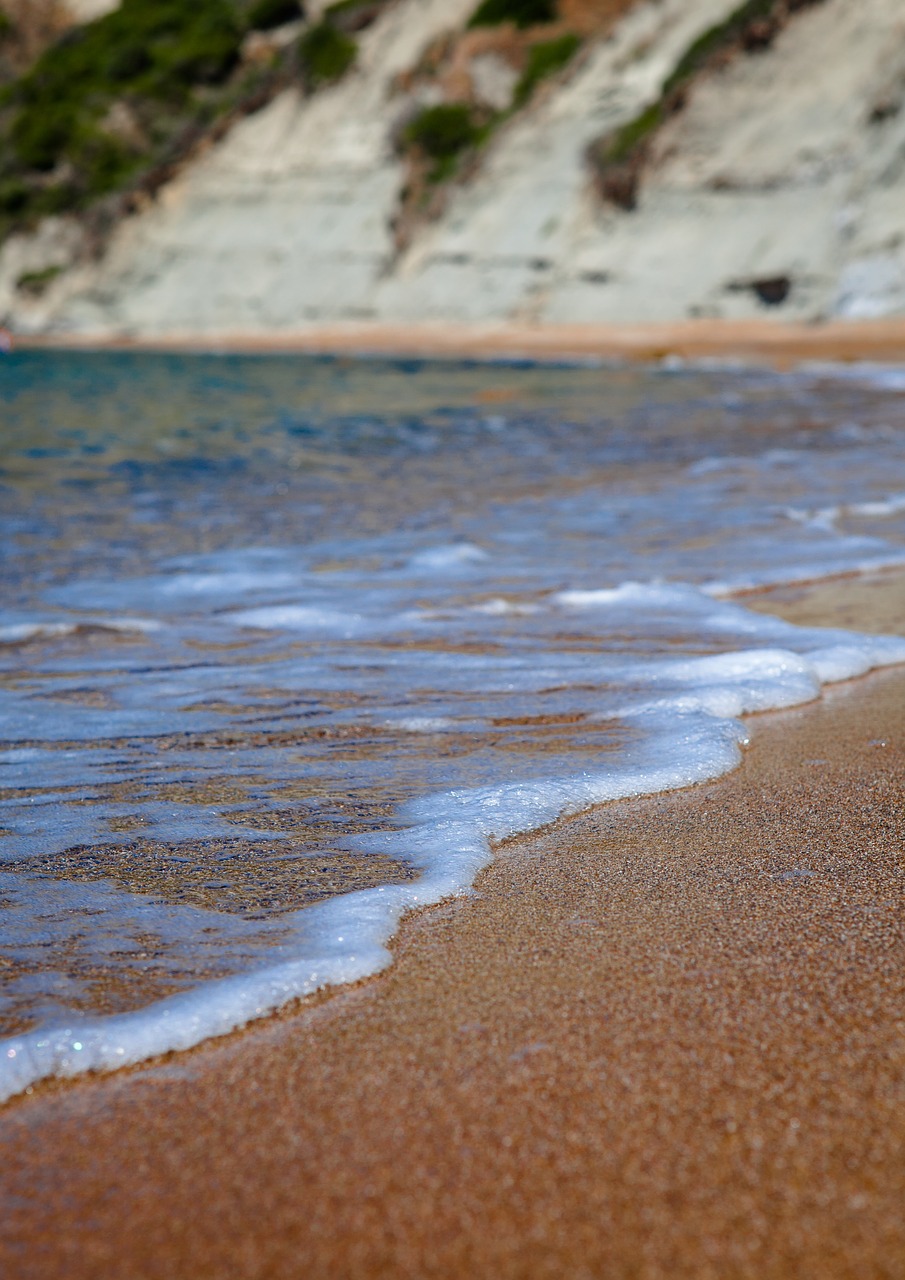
[
  {"xmin": 402, "ymin": 103, "xmax": 490, "ymax": 182},
  {"xmin": 587, "ymin": 0, "xmax": 823, "ymax": 210},
  {"xmin": 467, "ymin": 0, "xmax": 557, "ymax": 29},
  {"xmin": 0, "ymin": 0, "xmax": 370, "ymax": 241},
  {"xmin": 15, "ymin": 263, "xmax": 63, "ymax": 295},
  {"xmin": 246, "ymin": 0, "xmax": 301, "ymax": 30},
  {"xmin": 0, "ymin": 0, "xmax": 250, "ymax": 230},
  {"xmin": 298, "ymin": 20, "xmax": 357, "ymax": 86},
  {"xmin": 395, "ymin": 19, "xmax": 583, "ymax": 238},
  {"xmin": 514, "ymin": 32, "xmax": 580, "ymax": 106}
]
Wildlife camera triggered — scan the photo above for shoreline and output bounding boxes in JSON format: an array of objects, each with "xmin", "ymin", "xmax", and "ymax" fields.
[
  {"xmin": 4, "ymin": 569, "xmax": 905, "ymax": 1105},
  {"xmin": 16, "ymin": 317, "xmax": 905, "ymax": 367},
  {"xmin": 1, "ymin": 572, "xmax": 905, "ymax": 1275}
]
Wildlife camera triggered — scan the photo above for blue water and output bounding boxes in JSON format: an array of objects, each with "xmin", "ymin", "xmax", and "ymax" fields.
[{"xmin": 1, "ymin": 351, "xmax": 905, "ymax": 1098}]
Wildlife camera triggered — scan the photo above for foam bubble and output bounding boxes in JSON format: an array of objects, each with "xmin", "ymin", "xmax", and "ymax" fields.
[
  {"xmin": 408, "ymin": 543, "xmax": 488, "ymax": 571},
  {"xmin": 230, "ymin": 605, "xmax": 367, "ymax": 634}
]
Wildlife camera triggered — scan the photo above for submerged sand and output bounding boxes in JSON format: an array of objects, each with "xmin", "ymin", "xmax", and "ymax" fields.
[{"xmin": 1, "ymin": 574, "xmax": 904, "ymax": 1278}]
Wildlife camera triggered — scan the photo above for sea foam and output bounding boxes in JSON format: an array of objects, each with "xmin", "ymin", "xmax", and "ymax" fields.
[
  {"xmin": 3, "ymin": 355, "xmax": 905, "ymax": 1103},
  {"xmin": 1, "ymin": 589, "xmax": 903, "ymax": 1103}
]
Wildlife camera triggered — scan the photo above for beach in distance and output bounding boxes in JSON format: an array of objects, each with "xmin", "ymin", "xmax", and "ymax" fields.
[
  {"xmin": 26, "ymin": 317, "xmax": 905, "ymax": 368},
  {"xmin": 0, "ymin": 348, "xmax": 904, "ymax": 1277}
]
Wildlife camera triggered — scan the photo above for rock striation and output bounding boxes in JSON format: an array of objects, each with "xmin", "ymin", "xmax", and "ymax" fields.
[{"xmin": 5, "ymin": 0, "xmax": 905, "ymax": 335}]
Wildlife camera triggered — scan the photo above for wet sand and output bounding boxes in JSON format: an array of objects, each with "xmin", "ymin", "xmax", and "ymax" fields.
[
  {"xmin": 22, "ymin": 317, "xmax": 905, "ymax": 367},
  {"xmin": 1, "ymin": 574, "xmax": 905, "ymax": 1278}
]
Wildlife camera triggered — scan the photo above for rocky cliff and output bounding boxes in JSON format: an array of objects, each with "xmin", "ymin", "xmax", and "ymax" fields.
[{"xmin": 4, "ymin": 0, "xmax": 905, "ymax": 336}]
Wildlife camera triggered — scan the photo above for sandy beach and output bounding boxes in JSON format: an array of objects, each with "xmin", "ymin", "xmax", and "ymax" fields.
[
  {"xmin": 4, "ymin": 0, "xmax": 905, "ymax": 1265},
  {"xmin": 0, "ymin": 571, "xmax": 903, "ymax": 1278},
  {"xmin": 21, "ymin": 318, "xmax": 905, "ymax": 368}
]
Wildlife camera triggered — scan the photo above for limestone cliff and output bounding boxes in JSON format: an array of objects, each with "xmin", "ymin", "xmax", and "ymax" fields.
[{"xmin": 5, "ymin": 0, "xmax": 905, "ymax": 335}]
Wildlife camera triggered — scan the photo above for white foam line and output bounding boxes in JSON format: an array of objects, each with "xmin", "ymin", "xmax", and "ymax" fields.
[{"xmin": 2, "ymin": 611, "xmax": 904, "ymax": 1105}]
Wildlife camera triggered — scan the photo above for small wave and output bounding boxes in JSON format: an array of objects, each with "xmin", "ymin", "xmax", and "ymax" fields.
[
  {"xmin": 2, "ymin": 595, "xmax": 903, "ymax": 1103},
  {"xmin": 0, "ymin": 617, "xmax": 161, "ymax": 646}
]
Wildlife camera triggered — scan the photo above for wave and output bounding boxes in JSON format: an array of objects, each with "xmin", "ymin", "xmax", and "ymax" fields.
[{"xmin": 2, "ymin": 583, "xmax": 903, "ymax": 1102}]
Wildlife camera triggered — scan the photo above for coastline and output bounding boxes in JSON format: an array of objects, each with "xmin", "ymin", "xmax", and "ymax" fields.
[
  {"xmin": 1, "ymin": 571, "xmax": 904, "ymax": 1277},
  {"xmin": 17, "ymin": 317, "xmax": 905, "ymax": 368}
]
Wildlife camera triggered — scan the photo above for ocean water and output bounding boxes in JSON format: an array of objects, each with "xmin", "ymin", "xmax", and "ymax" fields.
[{"xmin": 2, "ymin": 351, "xmax": 905, "ymax": 1101}]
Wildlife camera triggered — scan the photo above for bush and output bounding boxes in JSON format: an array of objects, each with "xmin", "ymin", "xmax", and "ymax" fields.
[
  {"xmin": 16, "ymin": 264, "xmax": 63, "ymax": 296},
  {"xmin": 31, "ymin": 182, "xmax": 80, "ymax": 217},
  {"xmin": 513, "ymin": 32, "xmax": 580, "ymax": 106},
  {"xmin": 402, "ymin": 103, "xmax": 487, "ymax": 181},
  {"xmin": 69, "ymin": 128, "xmax": 138, "ymax": 196},
  {"xmin": 0, "ymin": 180, "xmax": 29, "ymax": 215},
  {"xmin": 247, "ymin": 0, "xmax": 301, "ymax": 32},
  {"xmin": 468, "ymin": 0, "xmax": 556, "ymax": 29},
  {"xmin": 403, "ymin": 103, "xmax": 482, "ymax": 161},
  {"xmin": 6, "ymin": 0, "xmax": 242, "ymax": 175},
  {"xmin": 298, "ymin": 21, "xmax": 356, "ymax": 85},
  {"xmin": 11, "ymin": 104, "xmax": 75, "ymax": 170},
  {"xmin": 105, "ymin": 40, "xmax": 153, "ymax": 82},
  {"xmin": 159, "ymin": 25, "xmax": 242, "ymax": 87},
  {"xmin": 16, "ymin": 1, "xmax": 242, "ymax": 103},
  {"xmin": 0, "ymin": 0, "xmax": 395, "ymax": 234}
]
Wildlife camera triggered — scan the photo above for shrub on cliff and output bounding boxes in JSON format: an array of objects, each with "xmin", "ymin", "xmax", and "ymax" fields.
[
  {"xmin": 404, "ymin": 104, "xmax": 481, "ymax": 158},
  {"xmin": 7, "ymin": 0, "xmax": 243, "ymax": 177},
  {"xmin": 467, "ymin": 0, "xmax": 556, "ymax": 29},
  {"xmin": 402, "ymin": 103, "xmax": 487, "ymax": 181},
  {"xmin": 298, "ymin": 20, "xmax": 357, "ymax": 86},
  {"xmin": 0, "ymin": 0, "xmax": 249, "ymax": 232},
  {"xmin": 513, "ymin": 32, "xmax": 580, "ymax": 106},
  {"xmin": 247, "ymin": 0, "xmax": 302, "ymax": 31}
]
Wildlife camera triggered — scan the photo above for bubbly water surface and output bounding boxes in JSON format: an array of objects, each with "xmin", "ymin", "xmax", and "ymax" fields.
[{"xmin": 2, "ymin": 352, "xmax": 905, "ymax": 1099}]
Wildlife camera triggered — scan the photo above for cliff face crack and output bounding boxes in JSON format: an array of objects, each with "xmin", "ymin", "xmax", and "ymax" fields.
[{"xmin": 726, "ymin": 274, "xmax": 793, "ymax": 306}]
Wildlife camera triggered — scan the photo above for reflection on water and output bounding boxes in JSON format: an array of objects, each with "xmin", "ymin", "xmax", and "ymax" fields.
[{"xmin": 1, "ymin": 352, "xmax": 905, "ymax": 1067}]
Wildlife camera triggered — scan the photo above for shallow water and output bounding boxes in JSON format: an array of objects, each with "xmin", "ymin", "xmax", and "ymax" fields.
[{"xmin": 2, "ymin": 352, "xmax": 905, "ymax": 1097}]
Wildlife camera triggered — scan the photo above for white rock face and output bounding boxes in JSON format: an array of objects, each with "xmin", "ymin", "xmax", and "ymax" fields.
[
  {"xmin": 469, "ymin": 53, "xmax": 518, "ymax": 111},
  {"xmin": 540, "ymin": 0, "xmax": 905, "ymax": 323},
  {"xmin": 26, "ymin": 0, "xmax": 477, "ymax": 336},
  {"xmin": 9, "ymin": 0, "xmax": 905, "ymax": 334},
  {"xmin": 0, "ymin": 219, "xmax": 86, "ymax": 331},
  {"xmin": 378, "ymin": 0, "xmax": 745, "ymax": 323},
  {"xmin": 64, "ymin": 0, "xmax": 120, "ymax": 20}
]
